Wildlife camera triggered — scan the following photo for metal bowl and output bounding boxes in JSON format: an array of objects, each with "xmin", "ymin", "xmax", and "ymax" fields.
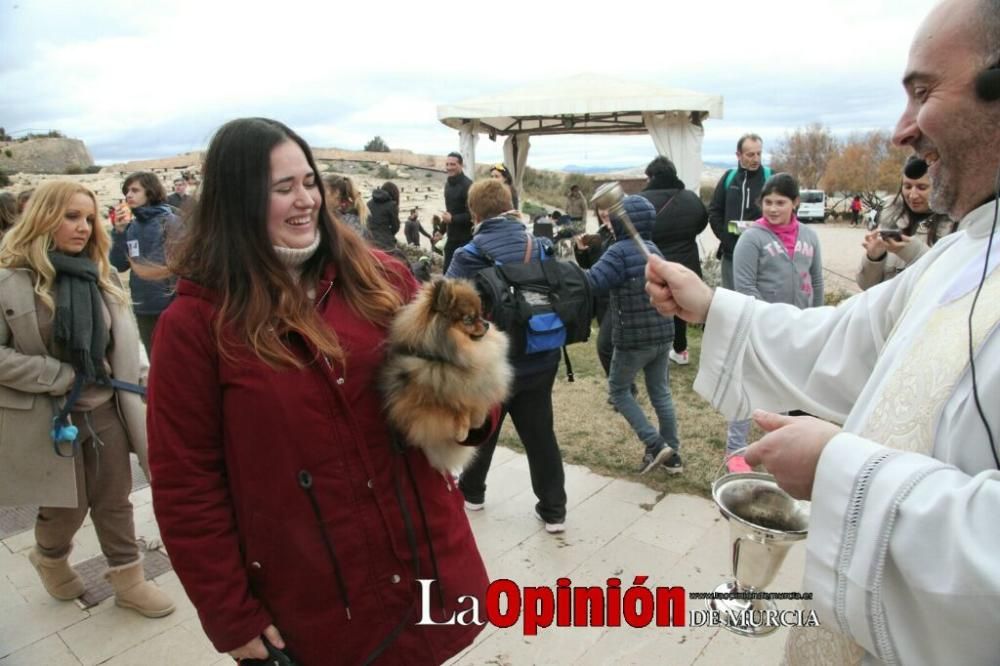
[{"xmin": 713, "ymin": 472, "xmax": 810, "ymax": 539}]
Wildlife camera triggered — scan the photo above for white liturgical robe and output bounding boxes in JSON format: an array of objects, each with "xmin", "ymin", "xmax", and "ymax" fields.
[{"xmin": 694, "ymin": 201, "xmax": 1000, "ymax": 665}]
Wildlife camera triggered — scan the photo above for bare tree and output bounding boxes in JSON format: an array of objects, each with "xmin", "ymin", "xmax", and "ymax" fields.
[
  {"xmin": 770, "ymin": 123, "xmax": 838, "ymax": 189},
  {"xmin": 821, "ymin": 130, "xmax": 910, "ymax": 212}
]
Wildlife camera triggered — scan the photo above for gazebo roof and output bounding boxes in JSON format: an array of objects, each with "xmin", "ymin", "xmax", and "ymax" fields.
[{"xmin": 437, "ymin": 73, "xmax": 724, "ymax": 137}]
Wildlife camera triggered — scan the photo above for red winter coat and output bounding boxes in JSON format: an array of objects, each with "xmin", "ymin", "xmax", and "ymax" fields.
[{"xmin": 148, "ymin": 255, "xmax": 492, "ymax": 665}]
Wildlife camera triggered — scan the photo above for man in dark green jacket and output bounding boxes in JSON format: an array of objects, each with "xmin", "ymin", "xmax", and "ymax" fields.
[{"xmin": 707, "ymin": 133, "xmax": 769, "ymax": 289}]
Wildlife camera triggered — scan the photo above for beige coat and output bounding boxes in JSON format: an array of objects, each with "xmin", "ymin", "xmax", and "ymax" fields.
[{"xmin": 0, "ymin": 268, "xmax": 149, "ymax": 508}]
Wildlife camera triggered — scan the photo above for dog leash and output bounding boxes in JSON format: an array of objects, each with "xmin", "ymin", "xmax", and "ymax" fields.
[{"xmin": 51, "ymin": 376, "xmax": 147, "ymax": 457}]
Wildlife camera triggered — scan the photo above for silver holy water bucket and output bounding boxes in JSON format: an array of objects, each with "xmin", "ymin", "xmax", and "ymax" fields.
[
  {"xmin": 710, "ymin": 470, "xmax": 810, "ymax": 637},
  {"xmin": 589, "ymin": 182, "xmax": 652, "ymax": 260}
]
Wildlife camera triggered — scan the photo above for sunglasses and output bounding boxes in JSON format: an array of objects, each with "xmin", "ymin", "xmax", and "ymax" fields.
[{"xmin": 492, "ymin": 164, "xmax": 509, "ymax": 173}]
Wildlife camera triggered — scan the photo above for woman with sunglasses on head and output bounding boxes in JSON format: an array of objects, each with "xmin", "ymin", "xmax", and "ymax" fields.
[
  {"xmin": 0, "ymin": 181, "xmax": 174, "ymax": 619},
  {"xmin": 322, "ymin": 174, "xmax": 370, "ymax": 240},
  {"xmin": 147, "ymin": 118, "xmax": 497, "ymax": 664},
  {"xmin": 489, "ymin": 163, "xmax": 519, "ymax": 210},
  {"xmin": 856, "ymin": 156, "xmax": 956, "ymax": 290}
]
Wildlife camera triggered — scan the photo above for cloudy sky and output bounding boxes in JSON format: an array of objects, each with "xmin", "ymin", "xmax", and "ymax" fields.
[{"xmin": 1, "ymin": 0, "xmax": 937, "ymax": 170}]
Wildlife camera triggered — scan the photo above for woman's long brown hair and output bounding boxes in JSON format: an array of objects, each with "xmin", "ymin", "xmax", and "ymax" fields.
[{"xmin": 169, "ymin": 118, "xmax": 403, "ymax": 368}]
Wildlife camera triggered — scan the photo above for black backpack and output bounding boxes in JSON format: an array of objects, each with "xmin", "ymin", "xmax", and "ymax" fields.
[{"xmin": 463, "ymin": 235, "xmax": 592, "ymax": 380}]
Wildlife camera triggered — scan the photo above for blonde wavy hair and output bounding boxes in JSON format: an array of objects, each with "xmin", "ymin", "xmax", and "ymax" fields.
[{"xmin": 0, "ymin": 181, "xmax": 127, "ymax": 310}]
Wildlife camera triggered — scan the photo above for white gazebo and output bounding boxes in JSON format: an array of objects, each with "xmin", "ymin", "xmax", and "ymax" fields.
[{"xmin": 436, "ymin": 73, "xmax": 723, "ymax": 194}]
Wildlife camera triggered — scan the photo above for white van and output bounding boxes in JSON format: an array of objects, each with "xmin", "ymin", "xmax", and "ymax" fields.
[{"xmin": 797, "ymin": 190, "xmax": 826, "ymax": 223}]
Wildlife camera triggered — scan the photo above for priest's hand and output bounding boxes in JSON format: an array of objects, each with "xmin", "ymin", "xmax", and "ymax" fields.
[
  {"xmin": 644, "ymin": 255, "xmax": 713, "ymax": 323},
  {"xmin": 744, "ymin": 411, "xmax": 841, "ymax": 500}
]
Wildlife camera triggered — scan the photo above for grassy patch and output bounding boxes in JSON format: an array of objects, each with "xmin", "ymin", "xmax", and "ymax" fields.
[{"xmin": 497, "ymin": 325, "xmax": 742, "ymax": 499}]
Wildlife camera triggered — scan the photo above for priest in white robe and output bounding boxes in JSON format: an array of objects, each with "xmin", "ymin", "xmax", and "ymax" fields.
[{"xmin": 645, "ymin": 1, "xmax": 1000, "ymax": 662}]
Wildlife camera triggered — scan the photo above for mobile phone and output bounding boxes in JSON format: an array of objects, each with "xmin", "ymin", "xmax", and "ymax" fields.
[
  {"xmin": 241, "ymin": 636, "xmax": 298, "ymax": 666},
  {"xmin": 878, "ymin": 229, "xmax": 903, "ymax": 241}
]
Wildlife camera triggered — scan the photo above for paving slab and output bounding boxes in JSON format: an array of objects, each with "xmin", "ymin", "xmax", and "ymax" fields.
[{"xmin": 1, "ymin": 449, "xmax": 807, "ymax": 665}]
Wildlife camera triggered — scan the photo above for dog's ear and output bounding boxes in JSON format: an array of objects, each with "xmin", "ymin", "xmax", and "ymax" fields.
[{"xmin": 430, "ymin": 278, "xmax": 455, "ymax": 314}]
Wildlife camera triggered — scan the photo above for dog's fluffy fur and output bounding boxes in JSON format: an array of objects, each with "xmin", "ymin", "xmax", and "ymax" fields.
[{"xmin": 381, "ymin": 278, "xmax": 512, "ymax": 473}]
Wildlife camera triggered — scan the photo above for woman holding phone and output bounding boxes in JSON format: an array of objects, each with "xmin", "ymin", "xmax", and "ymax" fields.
[{"xmin": 855, "ymin": 156, "xmax": 955, "ymax": 290}]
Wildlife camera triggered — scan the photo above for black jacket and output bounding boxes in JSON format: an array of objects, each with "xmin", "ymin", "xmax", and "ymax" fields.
[
  {"xmin": 366, "ymin": 188, "xmax": 399, "ymax": 251},
  {"xmin": 640, "ymin": 182, "xmax": 708, "ymax": 276},
  {"xmin": 708, "ymin": 166, "xmax": 769, "ymax": 258},
  {"xmin": 444, "ymin": 173, "xmax": 473, "ymax": 245}
]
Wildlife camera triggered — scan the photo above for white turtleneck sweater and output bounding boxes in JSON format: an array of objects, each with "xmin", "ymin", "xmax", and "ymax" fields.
[{"xmin": 273, "ymin": 233, "xmax": 321, "ymax": 297}]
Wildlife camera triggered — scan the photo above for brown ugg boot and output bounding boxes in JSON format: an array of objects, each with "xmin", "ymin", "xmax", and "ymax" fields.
[
  {"xmin": 104, "ymin": 557, "xmax": 175, "ymax": 618},
  {"xmin": 29, "ymin": 547, "xmax": 85, "ymax": 600}
]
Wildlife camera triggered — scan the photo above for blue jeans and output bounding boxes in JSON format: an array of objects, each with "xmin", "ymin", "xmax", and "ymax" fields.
[
  {"xmin": 721, "ymin": 255, "xmax": 735, "ymax": 290},
  {"xmin": 608, "ymin": 344, "xmax": 680, "ymax": 452},
  {"xmin": 726, "ymin": 419, "xmax": 751, "ymax": 455}
]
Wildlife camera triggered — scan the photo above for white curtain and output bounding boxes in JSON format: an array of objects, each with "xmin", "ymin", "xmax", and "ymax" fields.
[
  {"xmin": 642, "ymin": 111, "xmax": 704, "ymax": 193},
  {"xmin": 502, "ymin": 133, "xmax": 531, "ymax": 207},
  {"xmin": 458, "ymin": 121, "xmax": 479, "ymax": 180}
]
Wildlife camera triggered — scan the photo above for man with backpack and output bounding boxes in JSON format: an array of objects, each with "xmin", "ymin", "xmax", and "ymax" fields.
[
  {"xmin": 708, "ymin": 133, "xmax": 771, "ymax": 289},
  {"xmin": 446, "ymin": 179, "xmax": 569, "ymax": 534}
]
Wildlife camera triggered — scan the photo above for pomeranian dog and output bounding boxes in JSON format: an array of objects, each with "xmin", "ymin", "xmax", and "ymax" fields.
[{"xmin": 381, "ymin": 278, "xmax": 512, "ymax": 473}]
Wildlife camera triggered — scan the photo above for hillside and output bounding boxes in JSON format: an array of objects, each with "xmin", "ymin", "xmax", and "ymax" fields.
[{"xmin": 0, "ymin": 137, "xmax": 94, "ymax": 174}]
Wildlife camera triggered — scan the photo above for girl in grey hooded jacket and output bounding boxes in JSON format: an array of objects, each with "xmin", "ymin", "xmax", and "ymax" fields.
[{"xmin": 726, "ymin": 173, "xmax": 824, "ymax": 471}]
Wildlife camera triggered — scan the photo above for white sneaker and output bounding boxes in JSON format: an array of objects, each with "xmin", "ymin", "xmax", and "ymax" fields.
[
  {"xmin": 464, "ymin": 500, "xmax": 484, "ymax": 512},
  {"xmin": 535, "ymin": 511, "xmax": 566, "ymax": 534},
  {"xmin": 669, "ymin": 349, "xmax": 690, "ymax": 365}
]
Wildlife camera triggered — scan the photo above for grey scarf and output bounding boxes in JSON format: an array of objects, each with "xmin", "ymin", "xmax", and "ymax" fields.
[{"xmin": 47, "ymin": 252, "xmax": 108, "ymax": 383}]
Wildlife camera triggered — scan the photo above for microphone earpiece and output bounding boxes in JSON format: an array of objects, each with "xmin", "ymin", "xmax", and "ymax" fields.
[{"xmin": 974, "ymin": 64, "xmax": 1000, "ymax": 102}]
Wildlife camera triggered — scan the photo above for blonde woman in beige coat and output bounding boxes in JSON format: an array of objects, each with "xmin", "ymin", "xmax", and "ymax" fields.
[{"xmin": 0, "ymin": 181, "xmax": 173, "ymax": 618}]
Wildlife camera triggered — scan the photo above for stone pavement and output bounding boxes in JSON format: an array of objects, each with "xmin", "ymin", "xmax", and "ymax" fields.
[{"xmin": 0, "ymin": 448, "xmax": 805, "ymax": 665}]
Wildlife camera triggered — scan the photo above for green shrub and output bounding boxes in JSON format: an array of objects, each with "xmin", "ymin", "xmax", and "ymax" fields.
[
  {"xmin": 521, "ymin": 201, "xmax": 547, "ymax": 218},
  {"xmin": 564, "ymin": 173, "xmax": 594, "ymax": 199},
  {"xmin": 65, "ymin": 164, "xmax": 84, "ymax": 175},
  {"xmin": 700, "ymin": 252, "xmax": 722, "ymax": 289},
  {"xmin": 699, "ymin": 184, "xmax": 715, "ymax": 206},
  {"xmin": 824, "ymin": 288, "xmax": 853, "ymax": 306},
  {"xmin": 0, "ymin": 170, "xmax": 10, "ymax": 187},
  {"xmin": 3, "ymin": 149, "xmax": 11, "ymax": 158},
  {"xmin": 364, "ymin": 136, "xmax": 390, "ymax": 152},
  {"xmin": 376, "ymin": 165, "xmax": 397, "ymax": 179}
]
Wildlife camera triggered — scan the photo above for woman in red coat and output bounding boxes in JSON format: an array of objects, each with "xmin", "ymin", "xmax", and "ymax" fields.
[{"xmin": 147, "ymin": 118, "xmax": 493, "ymax": 665}]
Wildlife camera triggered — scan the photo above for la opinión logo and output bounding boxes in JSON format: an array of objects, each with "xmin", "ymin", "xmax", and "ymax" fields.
[
  {"xmin": 416, "ymin": 577, "xmax": 819, "ymax": 635},
  {"xmin": 416, "ymin": 576, "xmax": 685, "ymax": 636}
]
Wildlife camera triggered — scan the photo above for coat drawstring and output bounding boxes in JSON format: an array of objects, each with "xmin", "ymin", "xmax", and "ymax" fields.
[
  {"xmin": 298, "ymin": 469, "xmax": 352, "ymax": 620},
  {"xmin": 400, "ymin": 451, "xmax": 446, "ymax": 611},
  {"xmin": 81, "ymin": 410, "xmax": 106, "ymax": 479}
]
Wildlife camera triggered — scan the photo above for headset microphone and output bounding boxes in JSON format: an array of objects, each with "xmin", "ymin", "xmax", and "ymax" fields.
[{"xmin": 974, "ymin": 61, "xmax": 1000, "ymax": 102}]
